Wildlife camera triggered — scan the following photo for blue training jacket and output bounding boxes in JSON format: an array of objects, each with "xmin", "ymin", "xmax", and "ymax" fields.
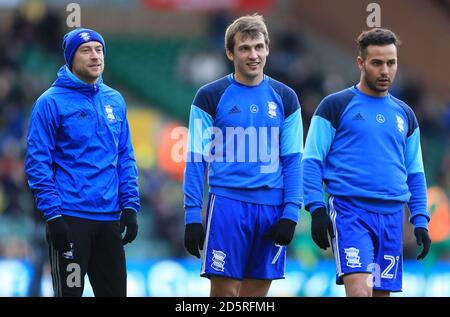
[
  {"xmin": 302, "ymin": 85, "xmax": 430, "ymax": 229},
  {"xmin": 183, "ymin": 74, "xmax": 303, "ymax": 225},
  {"xmin": 25, "ymin": 66, "xmax": 140, "ymax": 221}
]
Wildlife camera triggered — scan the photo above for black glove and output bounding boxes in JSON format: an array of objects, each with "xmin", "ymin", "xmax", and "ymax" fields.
[
  {"xmin": 311, "ymin": 207, "xmax": 335, "ymax": 250},
  {"xmin": 264, "ymin": 218, "xmax": 297, "ymax": 246},
  {"xmin": 184, "ymin": 223, "xmax": 205, "ymax": 258},
  {"xmin": 414, "ymin": 228, "xmax": 431, "ymax": 260},
  {"xmin": 120, "ymin": 209, "xmax": 138, "ymax": 245},
  {"xmin": 47, "ymin": 216, "xmax": 73, "ymax": 252}
]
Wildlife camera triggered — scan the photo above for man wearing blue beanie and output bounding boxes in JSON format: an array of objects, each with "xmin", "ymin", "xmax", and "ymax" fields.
[
  {"xmin": 25, "ymin": 28, "xmax": 140, "ymax": 297},
  {"xmin": 63, "ymin": 28, "xmax": 106, "ymax": 81}
]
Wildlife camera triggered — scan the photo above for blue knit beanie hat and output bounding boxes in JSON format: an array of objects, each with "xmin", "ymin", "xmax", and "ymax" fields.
[{"xmin": 62, "ymin": 28, "xmax": 106, "ymax": 69}]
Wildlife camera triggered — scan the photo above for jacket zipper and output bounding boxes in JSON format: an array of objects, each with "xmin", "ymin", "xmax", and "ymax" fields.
[{"xmin": 91, "ymin": 84, "xmax": 101, "ymax": 127}]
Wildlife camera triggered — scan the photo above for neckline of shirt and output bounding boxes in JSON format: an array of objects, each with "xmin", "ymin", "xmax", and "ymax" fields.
[{"xmin": 228, "ymin": 73, "xmax": 268, "ymax": 88}]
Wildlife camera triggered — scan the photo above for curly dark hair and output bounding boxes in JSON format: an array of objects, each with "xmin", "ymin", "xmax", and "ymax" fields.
[{"xmin": 357, "ymin": 28, "xmax": 401, "ymax": 59}]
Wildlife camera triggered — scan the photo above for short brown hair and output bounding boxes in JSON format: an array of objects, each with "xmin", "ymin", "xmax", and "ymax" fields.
[
  {"xmin": 224, "ymin": 14, "xmax": 269, "ymax": 52},
  {"xmin": 357, "ymin": 28, "xmax": 401, "ymax": 59}
]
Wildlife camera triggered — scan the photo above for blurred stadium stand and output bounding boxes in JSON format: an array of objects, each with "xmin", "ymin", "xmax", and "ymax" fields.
[{"xmin": 0, "ymin": 0, "xmax": 448, "ymax": 296}]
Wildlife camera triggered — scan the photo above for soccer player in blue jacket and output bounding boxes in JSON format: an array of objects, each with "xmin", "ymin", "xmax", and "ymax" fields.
[
  {"xmin": 25, "ymin": 28, "xmax": 140, "ymax": 297},
  {"xmin": 183, "ymin": 14, "xmax": 303, "ymax": 297},
  {"xmin": 303, "ymin": 28, "xmax": 431, "ymax": 297}
]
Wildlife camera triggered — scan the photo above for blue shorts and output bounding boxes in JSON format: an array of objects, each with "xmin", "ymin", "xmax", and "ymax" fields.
[
  {"xmin": 329, "ymin": 196, "xmax": 403, "ymax": 292},
  {"xmin": 200, "ymin": 194, "xmax": 286, "ymax": 280}
]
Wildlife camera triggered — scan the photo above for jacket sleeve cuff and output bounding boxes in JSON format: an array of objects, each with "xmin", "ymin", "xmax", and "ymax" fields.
[
  {"xmin": 123, "ymin": 207, "xmax": 138, "ymax": 213},
  {"xmin": 121, "ymin": 201, "xmax": 140, "ymax": 213},
  {"xmin": 47, "ymin": 214, "xmax": 62, "ymax": 222},
  {"xmin": 411, "ymin": 215, "xmax": 429, "ymax": 230},
  {"xmin": 308, "ymin": 202, "xmax": 326, "ymax": 214},
  {"xmin": 44, "ymin": 208, "xmax": 62, "ymax": 221},
  {"xmin": 185, "ymin": 207, "xmax": 202, "ymax": 224},
  {"xmin": 281, "ymin": 202, "xmax": 300, "ymax": 223}
]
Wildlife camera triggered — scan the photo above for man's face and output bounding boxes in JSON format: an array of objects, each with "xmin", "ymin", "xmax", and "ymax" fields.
[
  {"xmin": 226, "ymin": 32, "xmax": 269, "ymax": 85},
  {"xmin": 358, "ymin": 44, "xmax": 398, "ymax": 94},
  {"xmin": 71, "ymin": 41, "xmax": 104, "ymax": 84}
]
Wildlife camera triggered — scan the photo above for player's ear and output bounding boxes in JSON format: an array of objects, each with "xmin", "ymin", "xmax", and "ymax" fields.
[
  {"xmin": 357, "ymin": 55, "xmax": 364, "ymax": 71},
  {"xmin": 226, "ymin": 49, "xmax": 234, "ymax": 61}
]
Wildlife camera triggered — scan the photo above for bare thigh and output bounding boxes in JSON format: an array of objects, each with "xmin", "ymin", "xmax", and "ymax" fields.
[{"xmin": 239, "ymin": 279, "xmax": 272, "ymax": 297}]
